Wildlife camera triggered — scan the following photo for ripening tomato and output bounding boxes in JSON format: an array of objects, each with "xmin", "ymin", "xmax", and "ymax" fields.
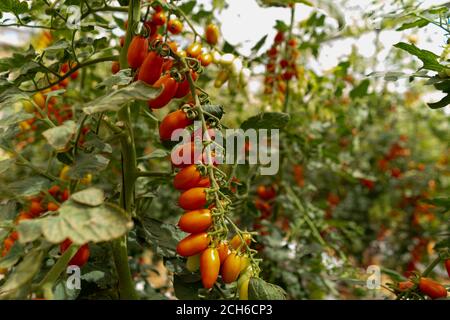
[
  {"xmin": 33, "ymin": 92, "xmax": 46, "ymax": 109},
  {"xmin": 168, "ymin": 19, "xmax": 183, "ymax": 34},
  {"xmin": 445, "ymin": 259, "xmax": 450, "ymax": 278},
  {"xmin": 274, "ymin": 31, "xmax": 284, "ymax": 43},
  {"xmin": 173, "ymin": 165, "xmax": 203, "ymax": 190},
  {"xmin": 230, "ymin": 233, "xmax": 251, "ymax": 250},
  {"xmin": 171, "ymin": 141, "xmax": 202, "ymax": 168},
  {"xmin": 152, "ymin": 11, "xmax": 166, "ymax": 26},
  {"xmin": 48, "ymin": 185, "xmax": 60, "ymax": 197},
  {"xmin": 176, "ymin": 232, "xmax": 210, "ymax": 257},
  {"xmin": 159, "ymin": 109, "xmax": 193, "ymax": 141},
  {"xmin": 419, "ymin": 278, "xmax": 448, "ymax": 299},
  {"xmin": 280, "ymin": 59, "xmax": 289, "ymax": 68},
  {"xmin": 391, "ymin": 167, "xmax": 402, "ymax": 178},
  {"xmin": 174, "ymin": 71, "xmax": 198, "ymax": 99},
  {"xmin": 144, "ymin": 21, "xmax": 158, "ymax": 38},
  {"xmin": 15, "ymin": 212, "xmax": 33, "ymax": 223},
  {"xmin": 187, "ymin": 42, "xmax": 202, "ymax": 58},
  {"xmin": 47, "ymin": 202, "xmax": 59, "ymax": 212},
  {"xmin": 205, "ymin": 23, "xmax": 219, "ymax": 45},
  {"xmin": 3, "ymin": 237, "xmax": 15, "ymax": 252},
  {"xmin": 178, "ymin": 209, "xmax": 212, "ymax": 233},
  {"xmin": 200, "ymin": 248, "xmax": 220, "ymax": 289},
  {"xmin": 398, "ymin": 281, "xmax": 414, "ymax": 292},
  {"xmin": 9, "ymin": 231, "xmax": 18, "ymax": 241},
  {"xmin": 162, "ymin": 58, "xmax": 174, "ymax": 73},
  {"xmin": 138, "ymin": 51, "xmax": 164, "ymax": 85},
  {"xmin": 61, "ymin": 189, "xmax": 70, "ymax": 202},
  {"xmin": 186, "ymin": 253, "xmax": 200, "ymax": 272},
  {"xmin": 196, "ymin": 177, "xmax": 211, "ymax": 188},
  {"xmin": 60, "ymin": 239, "xmax": 90, "ymax": 267},
  {"xmin": 199, "ymin": 53, "xmax": 213, "ymax": 67},
  {"xmin": 256, "ymin": 185, "xmax": 276, "ymax": 200},
  {"xmin": 178, "ymin": 187, "xmax": 208, "ymax": 210},
  {"xmin": 327, "ymin": 193, "xmax": 340, "ymax": 206},
  {"xmin": 221, "ymin": 252, "xmax": 242, "ymax": 283},
  {"xmin": 29, "ymin": 200, "xmax": 44, "ymax": 217},
  {"xmin": 148, "ymin": 74, "xmax": 179, "ymax": 109},
  {"xmin": 112, "ymin": 61, "xmax": 120, "ymax": 74},
  {"xmin": 127, "ymin": 36, "xmax": 148, "ymax": 69},
  {"xmin": 217, "ymin": 241, "xmax": 230, "ymax": 263},
  {"xmin": 288, "ymin": 38, "xmax": 297, "ymax": 47},
  {"xmin": 360, "ymin": 178, "xmax": 375, "ymax": 190}
]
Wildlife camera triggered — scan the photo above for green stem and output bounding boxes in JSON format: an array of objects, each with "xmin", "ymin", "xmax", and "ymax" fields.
[
  {"xmin": 282, "ymin": 5, "xmax": 295, "ymax": 113},
  {"xmin": 421, "ymin": 256, "xmax": 441, "ymax": 277}
]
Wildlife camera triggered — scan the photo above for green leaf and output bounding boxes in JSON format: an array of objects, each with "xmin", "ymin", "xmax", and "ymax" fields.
[
  {"xmin": 0, "ymin": 112, "xmax": 33, "ymax": 126},
  {"xmin": 173, "ymin": 274, "xmax": 202, "ymax": 300},
  {"xmin": 0, "ymin": 159, "xmax": 14, "ymax": 175},
  {"xmin": 202, "ymin": 104, "xmax": 224, "ymax": 120},
  {"xmin": 17, "ymin": 200, "xmax": 132, "ymax": 244},
  {"xmin": 138, "ymin": 148, "xmax": 170, "ymax": 160},
  {"xmin": 71, "ymin": 188, "xmax": 104, "ymax": 207},
  {"xmin": 240, "ymin": 112, "xmax": 290, "ymax": 130},
  {"xmin": 42, "ymin": 120, "xmax": 77, "ymax": 152},
  {"xmin": 69, "ymin": 153, "xmax": 109, "ymax": 179},
  {"xmin": 83, "ymin": 81, "xmax": 161, "ymax": 114},
  {"xmin": 251, "ymin": 35, "xmax": 268, "ymax": 53},
  {"xmin": 179, "ymin": 0, "xmax": 196, "ymax": 14},
  {"xmin": 0, "ymin": 242, "xmax": 24, "ymax": 269},
  {"xmin": 350, "ymin": 79, "xmax": 370, "ymax": 99},
  {"xmin": 0, "ymin": 249, "xmax": 44, "ymax": 299},
  {"xmin": 8, "ymin": 176, "xmax": 51, "ymax": 197},
  {"xmin": 95, "ymin": 69, "xmax": 133, "ymax": 90},
  {"xmin": 0, "ymin": 0, "xmax": 29, "ymax": 15},
  {"xmin": 427, "ymin": 93, "xmax": 450, "ymax": 109},
  {"xmin": 136, "ymin": 217, "xmax": 184, "ymax": 258},
  {"xmin": 248, "ymin": 277, "xmax": 287, "ymax": 300},
  {"xmin": 394, "ymin": 42, "xmax": 444, "ymax": 72},
  {"xmin": 396, "ymin": 18, "xmax": 429, "ymax": 31}
]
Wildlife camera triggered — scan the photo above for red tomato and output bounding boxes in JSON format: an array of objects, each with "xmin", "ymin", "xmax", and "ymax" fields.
[
  {"xmin": 127, "ymin": 36, "xmax": 148, "ymax": 69},
  {"xmin": 221, "ymin": 252, "xmax": 242, "ymax": 283},
  {"xmin": 174, "ymin": 71, "xmax": 198, "ymax": 99},
  {"xmin": 152, "ymin": 11, "xmax": 166, "ymax": 26},
  {"xmin": 178, "ymin": 209, "xmax": 212, "ymax": 233},
  {"xmin": 418, "ymin": 278, "xmax": 448, "ymax": 299},
  {"xmin": 60, "ymin": 239, "xmax": 90, "ymax": 267},
  {"xmin": 397, "ymin": 281, "xmax": 414, "ymax": 292},
  {"xmin": 200, "ymin": 248, "xmax": 220, "ymax": 289},
  {"xmin": 15, "ymin": 212, "xmax": 33, "ymax": 223},
  {"xmin": 171, "ymin": 141, "xmax": 202, "ymax": 168},
  {"xmin": 205, "ymin": 24, "xmax": 219, "ymax": 45},
  {"xmin": 48, "ymin": 185, "xmax": 60, "ymax": 197},
  {"xmin": 159, "ymin": 109, "xmax": 193, "ymax": 141},
  {"xmin": 360, "ymin": 178, "xmax": 375, "ymax": 190},
  {"xmin": 274, "ymin": 31, "xmax": 284, "ymax": 43},
  {"xmin": 176, "ymin": 232, "xmax": 210, "ymax": 257},
  {"xmin": 173, "ymin": 165, "xmax": 202, "ymax": 190},
  {"xmin": 29, "ymin": 200, "xmax": 44, "ymax": 217},
  {"xmin": 61, "ymin": 189, "xmax": 70, "ymax": 202},
  {"xmin": 196, "ymin": 177, "xmax": 211, "ymax": 188},
  {"xmin": 256, "ymin": 185, "xmax": 276, "ymax": 200},
  {"xmin": 138, "ymin": 51, "xmax": 164, "ymax": 85},
  {"xmin": 162, "ymin": 59, "xmax": 174, "ymax": 73},
  {"xmin": 178, "ymin": 187, "xmax": 208, "ymax": 210},
  {"xmin": 217, "ymin": 241, "xmax": 230, "ymax": 263},
  {"xmin": 148, "ymin": 75, "xmax": 178, "ymax": 109},
  {"xmin": 168, "ymin": 19, "xmax": 183, "ymax": 34},
  {"xmin": 112, "ymin": 61, "xmax": 120, "ymax": 74}
]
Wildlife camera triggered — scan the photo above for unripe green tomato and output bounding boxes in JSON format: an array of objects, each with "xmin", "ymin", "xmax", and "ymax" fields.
[
  {"xmin": 22, "ymin": 100, "xmax": 34, "ymax": 113},
  {"xmin": 219, "ymin": 53, "xmax": 235, "ymax": 66},
  {"xmin": 445, "ymin": 68, "xmax": 450, "ymax": 77},
  {"xmin": 237, "ymin": 266, "xmax": 253, "ymax": 289},
  {"xmin": 438, "ymin": 70, "xmax": 447, "ymax": 78},
  {"xmin": 239, "ymin": 278, "xmax": 250, "ymax": 300},
  {"xmin": 212, "ymin": 51, "xmax": 222, "ymax": 64},
  {"xmin": 186, "ymin": 254, "xmax": 200, "ymax": 272},
  {"xmin": 214, "ymin": 70, "xmax": 229, "ymax": 88}
]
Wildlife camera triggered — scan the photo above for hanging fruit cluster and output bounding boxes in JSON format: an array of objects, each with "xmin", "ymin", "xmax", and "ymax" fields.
[
  {"xmin": 263, "ymin": 29, "xmax": 300, "ymax": 104},
  {"xmin": 253, "ymin": 184, "xmax": 277, "ymax": 236},
  {"xmin": 121, "ymin": 1, "xmax": 263, "ymax": 298}
]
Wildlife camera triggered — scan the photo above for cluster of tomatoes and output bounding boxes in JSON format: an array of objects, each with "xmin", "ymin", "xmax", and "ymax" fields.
[
  {"xmin": 377, "ymin": 136, "xmax": 411, "ymax": 179},
  {"xmin": 263, "ymin": 30, "xmax": 299, "ymax": 100},
  {"xmin": 253, "ymin": 185, "xmax": 277, "ymax": 236},
  {"xmin": 396, "ymin": 270, "xmax": 449, "ymax": 299}
]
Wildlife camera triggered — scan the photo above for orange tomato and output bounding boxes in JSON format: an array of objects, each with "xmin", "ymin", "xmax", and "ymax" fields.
[
  {"xmin": 47, "ymin": 202, "xmax": 59, "ymax": 211},
  {"xmin": 221, "ymin": 252, "xmax": 242, "ymax": 283},
  {"xmin": 419, "ymin": 278, "xmax": 447, "ymax": 299},
  {"xmin": 173, "ymin": 165, "xmax": 203, "ymax": 190},
  {"xmin": 171, "ymin": 141, "xmax": 202, "ymax": 168},
  {"xmin": 256, "ymin": 185, "xmax": 276, "ymax": 200},
  {"xmin": 230, "ymin": 233, "xmax": 251, "ymax": 250},
  {"xmin": 29, "ymin": 200, "xmax": 44, "ymax": 217},
  {"xmin": 152, "ymin": 11, "xmax": 166, "ymax": 26},
  {"xmin": 127, "ymin": 36, "xmax": 148, "ymax": 69},
  {"xmin": 148, "ymin": 74, "xmax": 179, "ymax": 109},
  {"xmin": 112, "ymin": 61, "xmax": 120, "ymax": 74},
  {"xmin": 178, "ymin": 209, "xmax": 212, "ymax": 233},
  {"xmin": 217, "ymin": 241, "xmax": 230, "ymax": 263},
  {"xmin": 168, "ymin": 19, "xmax": 183, "ymax": 34},
  {"xmin": 178, "ymin": 187, "xmax": 208, "ymax": 210},
  {"xmin": 159, "ymin": 109, "xmax": 193, "ymax": 142},
  {"xmin": 138, "ymin": 51, "xmax": 164, "ymax": 85},
  {"xmin": 176, "ymin": 232, "xmax": 210, "ymax": 257},
  {"xmin": 187, "ymin": 42, "xmax": 202, "ymax": 58},
  {"xmin": 205, "ymin": 24, "xmax": 219, "ymax": 45},
  {"xmin": 199, "ymin": 53, "xmax": 213, "ymax": 67},
  {"xmin": 200, "ymin": 248, "xmax": 220, "ymax": 289}
]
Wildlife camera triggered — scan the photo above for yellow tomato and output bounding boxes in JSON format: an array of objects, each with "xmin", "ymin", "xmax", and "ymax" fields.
[{"xmin": 186, "ymin": 254, "xmax": 200, "ymax": 272}]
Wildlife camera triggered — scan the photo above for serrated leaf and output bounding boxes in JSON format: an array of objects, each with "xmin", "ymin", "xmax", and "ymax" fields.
[
  {"xmin": 8, "ymin": 176, "xmax": 51, "ymax": 197},
  {"xmin": 69, "ymin": 153, "xmax": 109, "ymax": 179},
  {"xmin": 42, "ymin": 120, "xmax": 77, "ymax": 151},
  {"xmin": 0, "ymin": 249, "xmax": 44, "ymax": 298},
  {"xmin": 248, "ymin": 277, "xmax": 287, "ymax": 300},
  {"xmin": 17, "ymin": 200, "xmax": 132, "ymax": 244},
  {"xmin": 71, "ymin": 188, "xmax": 104, "ymax": 207},
  {"xmin": 240, "ymin": 112, "xmax": 290, "ymax": 130},
  {"xmin": 394, "ymin": 42, "xmax": 444, "ymax": 72},
  {"xmin": 95, "ymin": 69, "xmax": 133, "ymax": 90},
  {"xmin": 83, "ymin": 81, "xmax": 161, "ymax": 114}
]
